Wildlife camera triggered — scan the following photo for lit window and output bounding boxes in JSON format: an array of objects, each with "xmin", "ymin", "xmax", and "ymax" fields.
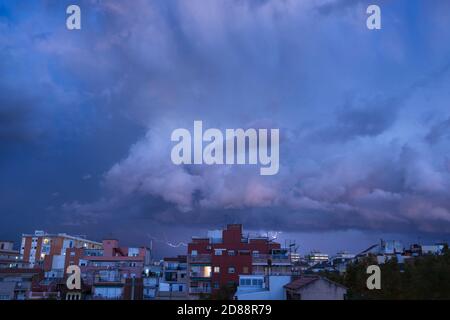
[
  {"xmin": 214, "ymin": 249, "xmax": 223, "ymax": 256},
  {"xmin": 214, "ymin": 266, "xmax": 220, "ymax": 273},
  {"xmin": 228, "ymin": 267, "xmax": 235, "ymax": 274},
  {"xmin": 228, "ymin": 250, "xmax": 235, "ymax": 256},
  {"xmin": 242, "ymin": 267, "xmax": 249, "ymax": 273}
]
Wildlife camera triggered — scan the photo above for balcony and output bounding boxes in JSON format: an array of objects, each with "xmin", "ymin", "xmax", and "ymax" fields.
[
  {"xmin": 188, "ymin": 254, "xmax": 211, "ymax": 264},
  {"xmin": 189, "ymin": 271, "xmax": 211, "ymax": 279},
  {"xmin": 189, "ymin": 287, "xmax": 212, "ymax": 294},
  {"xmin": 252, "ymin": 254, "xmax": 291, "ymax": 265},
  {"xmin": 94, "ymin": 274, "xmax": 124, "ymax": 284}
]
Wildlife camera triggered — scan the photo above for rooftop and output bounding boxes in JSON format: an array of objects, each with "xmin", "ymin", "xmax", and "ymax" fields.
[{"xmin": 284, "ymin": 276, "xmax": 347, "ymax": 290}]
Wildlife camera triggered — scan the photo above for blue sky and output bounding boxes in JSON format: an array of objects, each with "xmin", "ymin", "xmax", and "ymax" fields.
[{"xmin": 1, "ymin": 0, "xmax": 450, "ymax": 256}]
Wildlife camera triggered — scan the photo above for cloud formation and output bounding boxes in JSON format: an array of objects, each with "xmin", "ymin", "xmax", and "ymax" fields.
[{"xmin": 2, "ymin": 0, "xmax": 450, "ymax": 240}]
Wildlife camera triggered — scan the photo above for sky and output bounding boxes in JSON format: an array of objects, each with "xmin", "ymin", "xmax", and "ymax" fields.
[{"xmin": 1, "ymin": 0, "xmax": 450, "ymax": 257}]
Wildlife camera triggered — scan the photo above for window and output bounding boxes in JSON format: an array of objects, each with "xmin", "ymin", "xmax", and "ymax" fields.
[
  {"xmin": 214, "ymin": 282, "xmax": 219, "ymax": 289},
  {"xmin": 242, "ymin": 267, "xmax": 249, "ymax": 274},
  {"xmin": 214, "ymin": 249, "xmax": 223, "ymax": 256},
  {"xmin": 191, "ymin": 250, "xmax": 198, "ymax": 256},
  {"xmin": 214, "ymin": 266, "xmax": 220, "ymax": 273},
  {"xmin": 228, "ymin": 267, "xmax": 235, "ymax": 274},
  {"xmin": 228, "ymin": 250, "xmax": 235, "ymax": 256},
  {"xmin": 252, "ymin": 279, "xmax": 263, "ymax": 286}
]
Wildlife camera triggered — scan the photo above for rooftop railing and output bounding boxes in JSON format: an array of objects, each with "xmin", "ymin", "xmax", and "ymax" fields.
[
  {"xmin": 187, "ymin": 254, "xmax": 211, "ymax": 263},
  {"xmin": 252, "ymin": 254, "xmax": 291, "ymax": 265}
]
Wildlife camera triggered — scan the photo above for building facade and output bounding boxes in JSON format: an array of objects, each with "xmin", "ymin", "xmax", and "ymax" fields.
[
  {"xmin": 20, "ymin": 230, "xmax": 102, "ymax": 274},
  {"xmin": 187, "ymin": 224, "xmax": 289, "ymax": 297}
]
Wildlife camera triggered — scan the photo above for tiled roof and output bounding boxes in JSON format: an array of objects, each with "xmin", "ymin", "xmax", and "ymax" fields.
[
  {"xmin": 284, "ymin": 276, "xmax": 320, "ymax": 290},
  {"xmin": 284, "ymin": 276, "xmax": 347, "ymax": 290}
]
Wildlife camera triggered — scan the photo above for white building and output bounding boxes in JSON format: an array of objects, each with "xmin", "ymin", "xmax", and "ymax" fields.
[
  {"xmin": 234, "ymin": 275, "xmax": 291, "ymax": 300},
  {"xmin": 307, "ymin": 251, "xmax": 329, "ymax": 266}
]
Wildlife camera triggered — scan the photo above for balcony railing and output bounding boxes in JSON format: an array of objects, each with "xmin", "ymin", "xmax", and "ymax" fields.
[
  {"xmin": 187, "ymin": 254, "xmax": 211, "ymax": 263},
  {"xmin": 189, "ymin": 272, "xmax": 211, "ymax": 278},
  {"xmin": 94, "ymin": 275, "xmax": 124, "ymax": 284},
  {"xmin": 92, "ymin": 295, "xmax": 122, "ymax": 300},
  {"xmin": 252, "ymin": 254, "xmax": 291, "ymax": 265},
  {"xmin": 189, "ymin": 287, "xmax": 212, "ymax": 294}
]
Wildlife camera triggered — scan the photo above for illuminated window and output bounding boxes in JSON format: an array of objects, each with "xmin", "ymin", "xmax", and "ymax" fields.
[
  {"xmin": 242, "ymin": 267, "xmax": 249, "ymax": 273},
  {"xmin": 203, "ymin": 266, "xmax": 212, "ymax": 277},
  {"xmin": 214, "ymin": 266, "xmax": 220, "ymax": 273},
  {"xmin": 228, "ymin": 267, "xmax": 235, "ymax": 274}
]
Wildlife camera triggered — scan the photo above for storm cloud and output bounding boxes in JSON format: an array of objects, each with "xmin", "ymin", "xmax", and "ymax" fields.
[{"xmin": 2, "ymin": 0, "xmax": 450, "ymax": 249}]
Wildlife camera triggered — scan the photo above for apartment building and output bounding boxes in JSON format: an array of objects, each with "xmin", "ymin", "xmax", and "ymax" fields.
[
  {"xmin": 306, "ymin": 251, "xmax": 329, "ymax": 266},
  {"xmin": 0, "ymin": 240, "xmax": 27, "ymax": 269},
  {"xmin": 0, "ymin": 268, "xmax": 44, "ymax": 300},
  {"xmin": 66, "ymin": 239, "xmax": 151, "ymax": 300},
  {"xmin": 235, "ymin": 274, "xmax": 291, "ymax": 300},
  {"xmin": 187, "ymin": 224, "xmax": 290, "ymax": 297},
  {"xmin": 20, "ymin": 230, "xmax": 102, "ymax": 274},
  {"xmin": 157, "ymin": 255, "xmax": 188, "ymax": 299}
]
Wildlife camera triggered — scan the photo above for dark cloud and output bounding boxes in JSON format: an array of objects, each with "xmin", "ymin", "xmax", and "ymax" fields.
[
  {"xmin": 1, "ymin": 0, "xmax": 450, "ymax": 250},
  {"xmin": 425, "ymin": 117, "xmax": 450, "ymax": 145}
]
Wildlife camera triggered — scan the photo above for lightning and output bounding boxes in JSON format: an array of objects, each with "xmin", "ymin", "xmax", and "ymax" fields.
[{"xmin": 147, "ymin": 234, "xmax": 187, "ymax": 248}]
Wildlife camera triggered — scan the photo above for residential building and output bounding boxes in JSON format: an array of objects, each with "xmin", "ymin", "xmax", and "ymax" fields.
[
  {"xmin": 421, "ymin": 243, "xmax": 446, "ymax": 255},
  {"xmin": 0, "ymin": 240, "xmax": 28, "ymax": 269},
  {"xmin": 187, "ymin": 224, "xmax": 289, "ymax": 296},
  {"xmin": 157, "ymin": 255, "xmax": 188, "ymax": 299},
  {"xmin": 20, "ymin": 230, "xmax": 102, "ymax": 274},
  {"xmin": 0, "ymin": 269, "xmax": 44, "ymax": 300},
  {"xmin": 306, "ymin": 251, "xmax": 329, "ymax": 266},
  {"xmin": 71, "ymin": 239, "xmax": 151, "ymax": 300},
  {"xmin": 143, "ymin": 264, "xmax": 162, "ymax": 300},
  {"xmin": 234, "ymin": 275, "xmax": 291, "ymax": 300},
  {"xmin": 331, "ymin": 252, "xmax": 355, "ymax": 274},
  {"xmin": 380, "ymin": 240, "xmax": 404, "ymax": 255},
  {"xmin": 289, "ymin": 252, "xmax": 301, "ymax": 263},
  {"xmin": 306, "ymin": 261, "xmax": 337, "ymax": 273},
  {"xmin": 284, "ymin": 276, "xmax": 347, "ymax": 300}
]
